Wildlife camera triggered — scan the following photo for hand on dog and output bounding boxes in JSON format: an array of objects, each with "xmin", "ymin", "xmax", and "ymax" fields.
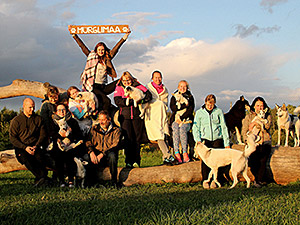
[
  {"xmin": 59, "ymin": 127, "xmax": 72, "ymax": 138},
  {"xmin": 25, "ymin": 146, "xmax": 35, "ymax": 155}
]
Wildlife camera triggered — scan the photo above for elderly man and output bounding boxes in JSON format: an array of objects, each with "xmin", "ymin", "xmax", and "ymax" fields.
[
  {"xmin": 9, "ymin": 98, "xmax": 51, "ymax": 186},
  {"xmin": 85, "ymin": 110, "xmax": 122, "ymax": 186}
]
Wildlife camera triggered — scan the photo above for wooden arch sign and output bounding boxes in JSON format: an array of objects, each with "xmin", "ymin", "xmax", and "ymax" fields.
[{"xmin": 68, "ymin": 25, "xmax": 130, "ymax": 34}]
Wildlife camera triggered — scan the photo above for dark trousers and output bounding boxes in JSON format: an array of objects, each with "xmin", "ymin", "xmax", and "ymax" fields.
[
  {"xmin": 121, "ymin": 118, "xmax": 147, "ymax": 165},
  {"xmin": 50, "ymin": 145, "xmax": 86, "ymax": 183},
  {"xmin": 248, "ymin": 144, "xmax": 271, "ymax": 183},
  {"xmin": 201, "ymin": 139, "xmax": 230, "ymax": 184},
  {"xmin": 87, "ymin": 151, "xmax": 118, "ymax": 184},
  {"xmin": 93, "ymin": 80, "xmax": 118, "ymax": 111},
  {"xmin": 15, "ymin": 147, "xmax": 48, "ymax": 180}
]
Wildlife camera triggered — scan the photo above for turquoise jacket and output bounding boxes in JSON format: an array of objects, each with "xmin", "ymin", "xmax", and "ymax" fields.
[{"xmin": 192, "ymin": 106, "xmax": 230, "ymax": 147}]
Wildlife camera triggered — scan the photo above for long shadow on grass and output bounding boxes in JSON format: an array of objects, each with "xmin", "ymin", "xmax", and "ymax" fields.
[{"xmin": 1, "ymin": 182, "xmax": 300, "ymax": 225}]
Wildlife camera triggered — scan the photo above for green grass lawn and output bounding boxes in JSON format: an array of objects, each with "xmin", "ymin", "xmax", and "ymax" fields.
[{"xmin": 1, "ymin": 149, "xmax": 300, "ymax": 224}]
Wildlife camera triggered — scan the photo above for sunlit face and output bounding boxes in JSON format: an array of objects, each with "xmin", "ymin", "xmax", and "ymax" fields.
[
  {"xmin": 178, "ymin": 81, "xmax": 188, "ymax": 93},
  {"xmin": 122, "ymin": 75, "xmax": 132, "ymax": 86},
  {"xmin": 48, "ymin": 94, "xmax": 59, "ymax": 104},
  {"xmin": 254, "ymin": 100, "xmax": 264, "ymax": 114},
  {"xmin": 70, "ymin": 89, "xmax": 79, "ymax": 99},
  {"xmin": 97, "ymin": 46, "xmax": 105, "ymax": 57},
  {"xmin": 152, "ymin": 72, "xmax": 162, "ymax": 85},
  {"xmin": 56, "ymin": 105, "xmax": 67, "ymax": 117},
  {"xmin": 99, "ymin": 114, "xmax": 110, "ymax": 129},
  {"xmin": 23, "ymin": 99, "xmax": 35, "ymax": 117},
  {"xmin": 205, "ymin": 100, "xmax": 215, "ymax": 111}
]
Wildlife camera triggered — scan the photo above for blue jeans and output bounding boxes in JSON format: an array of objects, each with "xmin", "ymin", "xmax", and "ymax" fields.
[{"xmin": 171, "ymin": 121, "xmax": 191, "ymax": 153}]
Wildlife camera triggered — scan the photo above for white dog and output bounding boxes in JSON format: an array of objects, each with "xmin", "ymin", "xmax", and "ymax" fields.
[
  {"xmin": 276, "ymin": 104, "xmax": 300, "ymax": 147},
  {"xmin": 172, "ymin": 92, "xmax": 191, "ymax": 127},
  {"xmin": 54, "ymin": 117, "xmax": 83, "ymax": 152},
  {"xmin": 194, "ymin": 133, "xmax": 258, "ymax": 189},
  {"xmin": 124, "ymin": 86, "xmax": 149, "ymax": 119},
  {"xmin": 74, "ymin": 91, "xmax": 98, "ymax": 117},
  {"xmin": 247, "ymin": 108, "xmax": 268, "ymax": 139}
]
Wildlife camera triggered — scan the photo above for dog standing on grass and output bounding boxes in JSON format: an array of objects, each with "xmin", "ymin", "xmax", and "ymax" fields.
[
  {"xmin": 194, "ymin": 133, "xmax": 258, "ymax": 189},
  {"xmin": 275, "ymin": 104, "xmax": 300, "ymax": 147}
]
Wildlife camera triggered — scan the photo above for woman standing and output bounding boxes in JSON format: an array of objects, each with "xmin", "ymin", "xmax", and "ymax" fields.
[
  {"xmin": 114, "ymin": 71, "xmax": 152, "ymax": 168},
  {"xmin": 192, "ymin": 94, "xmax": 230, "ymax": 186},
  {"xmin": 241, "ymin": 96, "xmax": 272, "ymax": 188},
  {"xmin": 72, "ymin": 29, "xmax": 131, "ymax": 111},
  {"xmin": 145, "ymin": 71, "xmax": 175, "ymax": 165},
  {"xmin": 170, "ymin": 80, "xmax": 195, "ymax": 163}
]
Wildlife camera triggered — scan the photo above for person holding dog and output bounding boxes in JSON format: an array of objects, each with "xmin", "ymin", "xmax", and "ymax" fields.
[
  {"xmin": 114, "ymin": 71, "xmax": 152, "ymax": 168},
  {"xmin": 71, "ymin": 29, "xmax": 131, "ymax": 111},
  {"xmin": 85, "ymin": 110, "xmax": 123, "ymax": 186},
  {"xmin": 9, "ymin": 98, "xmax": 52, "ymax": 187},
  {"xmin": 144, "ymin": 70, "xmax": 175, "ymax": 165},
  {"xmin": 67, "ymin": 86, "xmax": 93, "ymax": 137},
  {"xmin": 50, "ymin": 103, "xmax": 85, "ymax": 188},
  {"xmin": 192, "ymin": 94, "xmax": 230, "ymax": 187},
  {"xmin": 170, "ymin": 80, "xmax": 195, "ymax": 163},
  {"xmin": 241, "ymin": 96, "xmax": 272, "ymax": 188}
]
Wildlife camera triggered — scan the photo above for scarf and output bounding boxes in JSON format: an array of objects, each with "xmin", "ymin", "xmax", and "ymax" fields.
[
  {"xmin": 80, "ymin": 51, "xmax": 99, "ymax": 92},
  {"xmin": 151, "ymin": 81, "xmax": 164, "ymax": 94}
]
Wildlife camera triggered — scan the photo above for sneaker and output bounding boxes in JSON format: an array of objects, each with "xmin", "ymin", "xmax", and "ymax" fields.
[
  {"xmin": 163, "ymin": 158, "xmax": 173, "ymax": 166},
  {"xmin": 175, "ymin": 153, "xmax": 182, "ymax": 164},
  {"xmin": 132, "ymin": 162, "xmax": 139, "ymax": 168},
  {"xmin": 60, "ymin": 183, "xmax": 66, "ymax": 188},
  {"xmin": 183, "ymin": 152, "xmax": 190, "ymax": 163},
  {"xmin": 68, "ymin": 182, "xmax": 75, "ymax": 188}
]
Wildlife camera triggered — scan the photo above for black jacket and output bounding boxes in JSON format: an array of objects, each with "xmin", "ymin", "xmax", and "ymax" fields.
[
  {"xmin": 9, "ymin": 112, "xmax": 46, "ymax": 150},
  {"xmin": 169, "ymin": 90, "xmax": 195, "ymax": 125}
]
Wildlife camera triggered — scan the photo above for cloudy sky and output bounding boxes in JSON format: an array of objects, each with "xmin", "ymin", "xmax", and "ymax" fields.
[{"xmin": 1, "ymin": 0, "xmax": 300, "ymax": 112}]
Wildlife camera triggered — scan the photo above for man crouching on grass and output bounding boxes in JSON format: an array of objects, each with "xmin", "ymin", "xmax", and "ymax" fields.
[
  {"xmin": 85, "ymin": 110, "xmax": 122, "ymax": 187},
  {"xmin": 9, "ymin": 98, "xmax": 52, "ymax": 187}
]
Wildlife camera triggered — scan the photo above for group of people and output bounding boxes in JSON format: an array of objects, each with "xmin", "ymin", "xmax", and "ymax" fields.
[{"xmin": 9, "ymin": 31, "xmax": 272, "ymax": 189}]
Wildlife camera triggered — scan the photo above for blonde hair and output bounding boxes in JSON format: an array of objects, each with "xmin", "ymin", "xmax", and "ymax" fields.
[
  {"xmin": 178, "ymin": 80, "xmax": 190, "ymax": 90},
  {"xmin": 118, "ymin": 71, "xmax": 136, "ymax": 85}
]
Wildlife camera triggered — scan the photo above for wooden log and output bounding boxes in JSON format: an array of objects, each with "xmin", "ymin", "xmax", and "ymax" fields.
[
  {"xmin": 0, "ymin": 79, "xmax": 66, "ymax": 99},
  {"xmin": 0, "ymin": 150, "xmax": 27, "ymax": 173},
  {"xmin": 1, "ymin": 146, "xmax": 300, "ymax": 186}
]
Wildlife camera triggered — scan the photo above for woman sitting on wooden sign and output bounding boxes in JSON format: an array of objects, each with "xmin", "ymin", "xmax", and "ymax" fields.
[{"xmin": 71, "ymin": 28, "xmax": 131, "ymax": 111}]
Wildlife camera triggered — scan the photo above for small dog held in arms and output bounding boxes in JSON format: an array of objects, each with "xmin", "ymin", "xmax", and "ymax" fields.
[
  {"xmin": 124, "ymin": 86, "xmax": 149, "ymax": 119},
  {"xmin": 194, "ymin": 133, "xmax": 258, "ymax": 189},
  {"xmin": 53, "ymin": 117, "xmax": 83, "ymax": 152},
  {"xmin": 172, "ymin": 92, "xmax": 192, "ymax": 127},
  {"xmin": 275, "ymin": 104, "xmax": 300, "ymax": 147},
  {"xmin": 247, "ymin": 108, "xmax": 268, "ymax": 139},
  {"xmin": 74, "ymin": 91, "xmax": 98, "ymax": 117}
]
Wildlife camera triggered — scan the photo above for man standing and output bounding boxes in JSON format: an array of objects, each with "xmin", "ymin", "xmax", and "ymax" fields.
[
  {"xmin": 9, "ymin": 98, "xmax": 50, "ymax": 186},
  {"xmin": 86, "ymin": 110, "xmax": 122, "ymax": 186}
]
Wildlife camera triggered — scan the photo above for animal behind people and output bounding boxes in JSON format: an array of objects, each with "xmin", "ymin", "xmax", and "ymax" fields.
[
  {"xmin": 224, "ymin": 96, "xmax": 250, "ymax": 145},
  {"xmin": 194, "ymin": 133, "xmax": 258, "ymax": 189},
  {"xmin": 275, "ymin": 104, "xmax": 300, "ymax": 147}
]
